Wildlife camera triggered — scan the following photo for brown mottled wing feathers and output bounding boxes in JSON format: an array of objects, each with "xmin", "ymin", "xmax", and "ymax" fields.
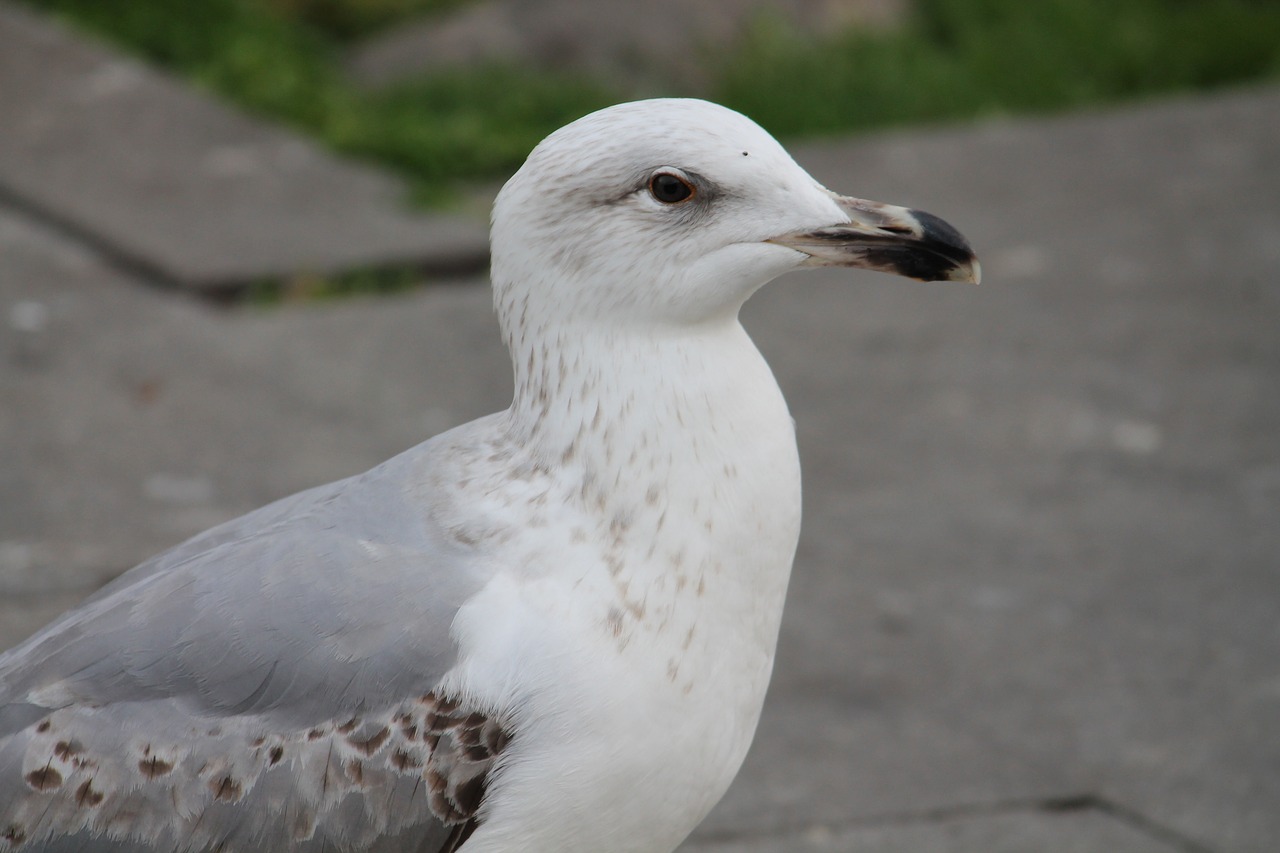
[{"xmin": 0, "ymin": 692, "xmax": 511, "ymax": 851}]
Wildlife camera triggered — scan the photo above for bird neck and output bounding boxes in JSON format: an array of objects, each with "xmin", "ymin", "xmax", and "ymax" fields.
[
  {"xmin": 501, "ymin": 312, "xmax": 801, "ymax": 598},
  {"xmin": 503, "ymin": 316, "xmax": 788, "ymax": 490}
]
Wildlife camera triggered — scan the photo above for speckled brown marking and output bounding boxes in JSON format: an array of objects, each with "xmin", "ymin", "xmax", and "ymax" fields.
[
  {"xmin": 210, "ymin": 774, "xmax": 243, "ymax": 802},
  {"xmin": 139, "ymin": 755, "xmax": 173, "ymax": 778},
  {"xmin": 609, "ymin": 513, "xmax": 630, "ymax": 537},
  {"xmin": 345, "ymin": 759, "xmax": 365, "ymax": 785},
  {"xmin": 682, "ymin": 626, "xmax": 696, "ymax": 650},
  {"xmin": 347, "ymin": 725, "xmax": 390, "ymax": 756},
  {"xmin": 53, "ymin": 739, "xmax": 81, "ymax": 761},
  {"xmin": 391, "ymin": 748, "xmax": 422, "ymax": 770},
  {"xmin": 336, "ymin": 718, "xmax": 359, "ymax": 735},
  {"xmin": 250, "ymin": 736, "xmax": 266, "ymax": 747},
  {"xmin": 605, "ymin": 607, "xmax": 624, "ymax": 638},
  {"xmin": 482, "ymin": 722, "xmax": 509, "ymax": 755},
  {"xmin": 696, "ymin": 575, "xmax": 706, "ymax": 596},
  {"xmin": 307, "ymin": 728, "xmax": 325, "ymax": 741},
  {"xmin": 25, "ymin": 765, "xmax": 62, "ymax": 791},
  {"xmin": 35, "ymin": 720, "xmax": 50, "ymax": 733},
  {"xmin": 420, "ymin": 692, "xmax": 513, "ymax": 834},
  {"xmin": 75, "ymin": 779, "xmax": 104, "ymax": 807},
  {"xmin": 450, "ymin": 527, "xmax": 478, "ymax": 546},
  {"xmin": 268, "ymin": 745, "xmax": 285, "ymax": 766},
  {"xmin": 2, "ymin": 824, "xmax": 26, "ymax": 846}
]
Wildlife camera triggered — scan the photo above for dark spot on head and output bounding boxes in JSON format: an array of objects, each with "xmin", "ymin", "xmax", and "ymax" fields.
[
  {"xmin": 25, "ymin": 766, "xmax": 62, "ymax": 791},
  {"xmin": 139, "ymin": 756, "xmax": 173, "ymax": 778},
  {"xmin": 76, "ymin": 779, "xmax": 104, "ymax": 807},
  {"xmin": 210, "ymin": 775, "xmax": 243, "ymax": 802},
  {"xmin": 348, "ymin": 726, "xmax": 390, "ymax": 756},
  {"xmin": 268, "ymin": 746, "xmax": 284, "ymax": 766},
  {"xmin": 742, "ymin": 151, "xmax": 749, "ymax": 156}
]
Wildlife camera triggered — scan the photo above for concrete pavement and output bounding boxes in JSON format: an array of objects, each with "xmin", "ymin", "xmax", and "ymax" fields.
[
  {"xmin": 1, "ymin": 6, "xmax": 1277, "ymax": 850},
  {"xmin": 0, "ymin": 3, "xmax": 488, "ymax": 292}
]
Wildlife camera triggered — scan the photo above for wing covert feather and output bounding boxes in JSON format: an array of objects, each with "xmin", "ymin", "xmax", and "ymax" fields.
[{"xmin": 0, "ymin": 424, "xmax": 511, "ymax": 851}]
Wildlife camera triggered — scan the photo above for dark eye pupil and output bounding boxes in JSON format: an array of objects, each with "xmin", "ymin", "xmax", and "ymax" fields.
[{"xmin": 650, "ymin": 173, "xmax": 693, "ymax": 204}]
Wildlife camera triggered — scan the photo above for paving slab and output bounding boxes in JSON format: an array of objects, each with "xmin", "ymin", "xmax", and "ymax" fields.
[
  {"xmin": 0, "ymin": 201, "xmax": 508, "ymax": 630},
  {"xmin": 3, "ymin": 86, "xmax": 1279, "ymax": 852},
  {"xmin": 0, "ymin": 2, "xmax": 488, "ymax": 291},
  {"xmin": 685, "ymin": 807, "xmax": 1186, "ymax": 852}
]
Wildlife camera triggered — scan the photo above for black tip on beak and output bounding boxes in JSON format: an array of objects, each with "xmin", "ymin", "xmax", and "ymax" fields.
[
  {"xmin": 768, "ymin": 196, "xmax": 980, "ymax": 284},
  {"xmin": 862, "ymin": 208, "xmax": 980, "ymax": 283}
]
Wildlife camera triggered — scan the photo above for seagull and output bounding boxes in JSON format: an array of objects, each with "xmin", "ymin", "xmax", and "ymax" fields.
[{"xmin": 0, "ymin": 98, "xmax": 978, "ymax": 852}]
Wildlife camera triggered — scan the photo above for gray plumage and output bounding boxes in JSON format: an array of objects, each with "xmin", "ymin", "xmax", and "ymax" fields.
[{"xmin": 0, "ymin": 419, "xmax": 504, "ymax": 851}]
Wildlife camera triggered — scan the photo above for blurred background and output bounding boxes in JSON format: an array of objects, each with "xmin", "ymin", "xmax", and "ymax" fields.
[
  {"xmin": 17, "ymin": 0, "xmax": 1280, "ymax": 211},
  {"xmin": 2, "ymin": 1, "xmax": 1279, "ymax": 851}
]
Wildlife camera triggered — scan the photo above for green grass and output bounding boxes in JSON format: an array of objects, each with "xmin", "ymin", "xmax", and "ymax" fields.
[
  {"xmin": 259, "ymin": 0, "xmax": 472, "ymax": 42},
  {"xmin": 717, "ymin": 0, "xmax": 1280, "ymax": 135},
  {"xmin": 23, "ymin": 0, "xmax": 1280, "ymax": 205},
  {"xmin": 25, "ymin": 0, "xmax": 617, "ymax": 204}
]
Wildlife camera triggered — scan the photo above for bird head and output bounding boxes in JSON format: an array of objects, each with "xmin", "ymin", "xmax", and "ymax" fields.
[{"xmin": 491, "ymin": 98, "xmax": 979, "ymax": 334}]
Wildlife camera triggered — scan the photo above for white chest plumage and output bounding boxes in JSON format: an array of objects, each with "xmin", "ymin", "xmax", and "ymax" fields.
[{"xmin": 438, "ymin": 324, "xmax": 802, "ymax": 852}]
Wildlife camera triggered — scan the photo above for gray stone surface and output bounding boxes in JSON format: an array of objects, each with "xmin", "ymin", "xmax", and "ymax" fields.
[
  {"xmin": 347, "ymin": 0, "xmax": 906, "ymax": 92},
  {"xmin": 3, "ymin": 77, "xmax": 1279, "ymax": 852},
  {"xmin": 0, "ymin": 2, "xmax": 488, "ymax": 291},
  {"xmin": 0, "ymin": 203, "xmax": 507, "ymax": 602},
  {"xmin": 685, "ymin": 807, "xmax": 1186, "ymax": 852}
]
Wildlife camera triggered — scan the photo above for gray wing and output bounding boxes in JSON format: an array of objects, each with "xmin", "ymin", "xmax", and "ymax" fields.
[{"xmin": 0, "ymin": 432, "xmax": 505, "ymax": 852}]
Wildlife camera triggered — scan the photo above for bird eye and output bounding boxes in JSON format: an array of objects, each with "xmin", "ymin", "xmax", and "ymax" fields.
[{"xmin": 648, "ymin": 172, "xmax": 695, "ymax": 204}]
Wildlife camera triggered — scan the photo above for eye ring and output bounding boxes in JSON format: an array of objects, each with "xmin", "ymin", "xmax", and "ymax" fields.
[{"xmin": 648, "ymin": 172, "xmax": 695, "ymax": 205}]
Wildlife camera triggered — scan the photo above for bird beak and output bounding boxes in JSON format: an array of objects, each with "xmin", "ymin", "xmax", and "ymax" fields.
[{"xmin": 768, "ymin": 193, "xmax": 981, "ymax": 284}]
